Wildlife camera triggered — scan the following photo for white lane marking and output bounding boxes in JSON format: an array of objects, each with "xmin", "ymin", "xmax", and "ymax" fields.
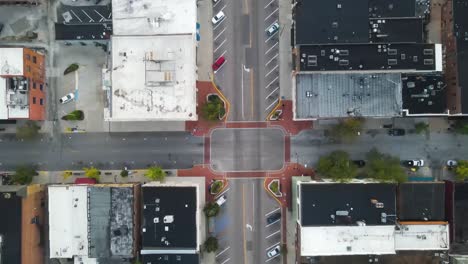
[
  {"xmin": 215, "ymin": 187, "xmax": 230, "ymax": 199},
  {"xmin": 264, "ymin": 8, "xmax": 279, "ymax": 21},
  {"xmin": 265, "ymin": 87, "xmax": 279, "ymax": 99},
  {"xmin": 220, "ymin": 50, "xmax": 227, "ymax": 58},
  {"xmin": 213, "ymin": 20, "xmax": 225, "ymax": 31},
  {"xmin": 265, "ymin": 76, "xmax": 279, "ymax": 89},
  {"xmin": 220, "ymin": 4, "xmax": 227, "ymax": 11},
  {"xmin": 264, "ymin": 0, "xmax": 275, "ymax": 9},
  {"xmin": 265, "ymin": 254, "xmax": 280, "ymax": 262},
  {"xmin": 265, "ymin": 99, "xmax": 279, "ymax": 112},
  {"xmin": 216, "ymin": 246, "xmax": 231, "ymax": 257},
  {"xmin": 70, "ymin": 10, "xmax": 82, "ymax": 22},
  {"xmin": 221, "ymin": 258, "xmax": 231, "ymax": 264},
  {"xmin": 93, "ymin": 10, "xmax": 105, "ymax": 21},
  {"xmin": 81, "ymin": 10, "xmax": 94, "ymax": 22},
  {"xmin": 214, "ymin": 39, "xmax": 227, "ymax": 53},
  {"xmin": 241, "ymin": 64, "xmax": 245, "ymax": 120},
  {"xmin": 265, "ymin": 31, "xmax": 278, "ymax": 43},
  {"xmin": 265, "ymin": 53, "xmax": 278, "ymax": 66},
  {"xmin": 265, "ymin": 230, "xmax": 281, "ymax": 239},
  {"xmin": 265, "ymin": 65, "xmax": 279, "ymax": 77},
  {"xmin": 265, "ymin": 242, "xmax": 281, "ymax": 251},
  {"xmin": 214, "ymin": 27, "xmax": 227, "ymax": 41},
  {"xmin": 213, "ymin": 0, "xmax": 222, "ymax": 8},
  {"xmin": 265, "ymin": 42, "xmax": 279, "ymax": 55}
]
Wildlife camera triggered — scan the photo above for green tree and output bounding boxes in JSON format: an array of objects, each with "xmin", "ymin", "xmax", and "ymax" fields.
[
  {"xmin": 16, "ymin": 121, "xmax": 40, "ymax": 140},
  {"xmin": 64, "ymin": 63, "xmax": 79, "ymax": 75},
  {"xmin": 203, "ymin": 236, "xmax": 219, "ymax": 253},
  {"xmin": 83, "ymin": 166, "xmax": 100, "ymax": 181},
  {"xmin": 12, "ymin": 165, "xmax": 37, "ymax": 185},
  {"xmin": 454, "ymin": 120, "xmax": 468, "ymax": 134},
  {"xmin": 61, "ymin": 110, "xmax": 84, "ymax": 121},
  {"xmin": 203, "ymin": 202, "xmax": 220, "ymax": 217},
  {"xmin": 120, "ymin": 169, "xmax": 129, "ymax": 177},
  {"xmin": 201, "ymin": 96, "xmax": 225, "ymax": 121},
  {"xmin": 145, "ymin": 166, "xmax": 166, "ymax": 181},
  {"xmin": 327, "ymin": 118, "xmax": 364, "ymax": 143},
  {"xmin": 63, "ymin": 170, "xmax": 73, "ymax": 180},
  {"xmin": 414, "ymin": 122, "xmax": 429, "ymax": 134},
  {"xmin": 364, "ymin": 149, "xmax": 407, "ymax": 183},
  {"xmin": 210, "ymin": 180, "xmax": 223, "ymax": 194},
  {"xmin": 316, "ymin": 151, "xmax": 358, "ymax": 182},
  {"xmin": 455, "ymin": 160, "xmax": 468, "ymax": 182}
]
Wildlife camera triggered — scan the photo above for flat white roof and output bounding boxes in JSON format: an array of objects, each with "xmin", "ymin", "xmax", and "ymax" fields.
[
  {"xmin": 395, "ymin": 224, "xmax": 449, "ymax": 251},
  {"xmin": 300, "ymin": 226, "xmax": 396, "ymax": 256},
  {"xmin": 0, "ymin": 78, "xmax": 8, "ymax": 119},
  {"xmin": 109, "ymin": 35, "xmax": 197, "ymax": 121},
  {"xmin": 0, "ymin": 48, "xmax": 23, "ymax": 76},
  {"xmin": 49, "ymin": 185, "xmax": 89, "ymax": 259},
  {"xmin": 112, "ymin": 0, "xmax": 196, "ymax": 36}
]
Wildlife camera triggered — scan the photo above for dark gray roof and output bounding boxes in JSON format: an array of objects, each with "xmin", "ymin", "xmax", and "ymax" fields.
[
  {"xmin": 142, "ymin": 186, "xmax": 197, "ymax": 249},
  {"xmin": 398, "ymin": 182, "xmax": 445, "ymax": 221},
  {"xmin": 401, "ymin": 74, "xmax": 447, "ymax": 114},
  {"xmin": 142, "ymin": 254, "xmax": 200, "ymax": 264},
  {"xmin": 368, "ymin": 0, "xmax": 417, "ymax": 18},
  {"xmin": 369, "ymin": 18, "xmax": 423, "ymax": 43},
  {"xmin": 299, "ymin": 183, "xmax": 397, "ymax": 226},
  {"xmin": 454, "ymin": 0, "xmax": 468, "ymax": 113},
  {"xmin": 0, "ymin": 190, "xmax": 22, "ymax": 264},
  {"xmin": 298, "ymin": 43, "xmax": 438, "ymax": 72},
  {"xmin": 295, "ymin": 73, "xmax": 402, "ymax": 118},
  {"xmin": 454, "ymin": 183, "xmax": 468, "ymax": 245}
]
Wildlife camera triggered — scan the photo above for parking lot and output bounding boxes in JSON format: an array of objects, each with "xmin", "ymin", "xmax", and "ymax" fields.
[
  {"xmin": 211, "ymin": 0, "xmax": 281, "ymax": 121},
  {"xmin": 213, "ymin": 179, "xmax": 282, "ymax": 264}
]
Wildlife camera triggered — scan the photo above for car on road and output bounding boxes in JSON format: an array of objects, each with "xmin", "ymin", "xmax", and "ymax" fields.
[
  {"xmin": 212, "ymin": 56, "xmax": 226, "ymax": 73},
  {"xmin": 447, "ymin": 160, "xmax": 458, "ymax": 169},
  {"xmin": 352, "ymin": 160, "xmax": 366, "ymax": 168},
  {"xmin": 212, "ymin": 11, "xmax": 225, "ymax": 25},
  {"xmin": 215, "ymin": 195, "xmax": 227, "ymax": 206},
  {"xmin": 266, "ymin": 22, "xmax": 279, "ymax": 36},
  {"xmin": 388, "ymin": 128, "xmax": 405, "ymax": 136},
  {"xmin": 403, "ymin": 159, "xmax": 425, "ymax": 167},
  {"xmin": 267, "ymin": 212, "xmax": 281, "ymax": 224},
  {"xmin": 267, "ymin": 245, "xmax": 281, "ymax": 258},
  {"xmin": 59, "ymin": 92, "xmax": 75, "ymax": 104}
]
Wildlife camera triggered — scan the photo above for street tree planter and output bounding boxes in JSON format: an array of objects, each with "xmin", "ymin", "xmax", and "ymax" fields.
[
  {"xmin": 210, "ymin": 180, "xmax": 224, "ymax": 195},
  {"xmin": 206, "ymin": 93, "xmax": 226, "ymax": 120},
  {"xmin": 268, "ymin": 179, "xmax": 282, "ymax": 197},
  {"xmin": 269, "ymin": 110, "xmax": 283, "ymax": 121}
]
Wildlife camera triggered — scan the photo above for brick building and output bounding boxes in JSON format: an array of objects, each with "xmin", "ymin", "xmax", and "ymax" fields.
[{"xmin": 0, "ymin": 47, "xmax": 46, "ymax": 120}]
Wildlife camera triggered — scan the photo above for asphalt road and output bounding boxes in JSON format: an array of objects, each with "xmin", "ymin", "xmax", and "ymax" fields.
[
  {"xmin": 214, "ymin": 179, "xmax": 282, "ymax": 264},
  {"xmin": 292, "ymin": 129, "xmax": 468, "ymax": 169},
  {"xmin": 213, "ymin": 0, "xmax": 280, "ymax": 121},
  {"xmin": 210, "ymin": 128, "xmax": 285, "ymax": 171},
  {"xmin": 0, "ymin": 132, "xmax": 203, "ymax": 170}
]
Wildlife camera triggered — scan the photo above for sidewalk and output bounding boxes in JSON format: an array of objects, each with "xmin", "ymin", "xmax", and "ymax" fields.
[
  {"xmin": 278, "ymin": 0, "xmax": 293, "ymax": 100},
  {"xmin": 197, "ymin": 0, "xmax": 214, "ymax": 81}
]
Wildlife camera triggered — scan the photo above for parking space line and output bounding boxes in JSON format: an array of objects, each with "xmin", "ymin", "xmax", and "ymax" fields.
[
  {"xmin": 220, "ymin": 50, "xmax": 227, "ymax": 58},
  {"xmin": 213, "ymin": 21, "xmax": 225, "ymax": 31},
  {"xmin": 214, "ymin": 28, "xmax": 227, "ymax": 41},
  {"xmin": 265, "ymin": 255, "xmax": 280, "ymax": 262},
  {"xmin": 220, "ymin": 4, "xmax": 227, "ymax": 11},
  {"xmin": 265, "ymin": 42, "xmax": 279, "ymax": 55},
  {"xmin": 265, "ymin": 99, "xmax": 279, "ymax": 112},
  {"xmin": 81, "ymin": 10, "xmax": 94, "ymax": 22},
  {"xmin": 265, "ymin": 230, "xmax": 281, "ymax": 239},
  {"xmin": 265, "ymin": 65, "xmax": 279, "ymax": 77},
  {"xmin": 266, "ymin": 53, "xmax": 278, "ymax": 66},
  {"xmin": 221, "ymin": 258, "xmax": 231, "ymax": 264},
  {"xmin": 214, "ymin": 39, "xmax": 227, "ymax": 53},
  {"xmin": 216, "ymin": 246, "xmax": 231, "ymax": 257},
  {"xmin": 265, "ymin": 31, "xmax": 278, "ymax": 43},
  {"xmin": 266, "ymin": 242, "xmax": 281, "ymax": 251},
  {"xmin": 213, "ymin": 0, "xmax": 222, "ymax": 8},
  {"xmin": 265, "ymin": 207, "xmax": 281, "ymax": 217},
  {"xmin": 264, "ymin": 0, "xmax": 275, "ymax": 9},
  {"xmin": 216, "ymin": 187, "xmax": 230, "ymax": 199},
  {"xmin": 94, "ymin": 10, "xmax": 105, "ymax": 22},
  {"xmin": 265, "ymin": 87, "xmax": 279, "ymax": 100},
  {"xmin": 265, "ymin": 76, "xmax": 279, "ymax": 89},
  {"xmin": 264, "ymin": 8, "xmax": 279, "ymax": 21},
  {"xmin": 70, "ymin": 10, "xmax": 82, "ymax": 22}
]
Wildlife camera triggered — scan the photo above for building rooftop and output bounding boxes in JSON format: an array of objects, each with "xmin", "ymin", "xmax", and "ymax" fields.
[
  {"xmin": 141, "ymin": 254, "xmax": 199, "ymax": 264},
  {"xmin": 312, "ymin": 251, "xmax": 446, "ymax": 264},
  {"xmin": 299, "ymin": 183, "xmax": 397, "ymax": 226},
  {"xmin": 294, "ymin": 73, "xmax": 402, "ymax": 119},
  {"xmin": 369, "ymin": 18, "xmax": 423, "ymax": 43},
  {"xmin": 0, "ymin": 188, "xmax": 23, "ymax": 264},
  {"xmin": 454, "ymin": 183, "xmax": 468, "ymax": 247},
  {"xmin": 297, "ymin": 43, "xmax": 442, "ymax": 72},
  {"xmin": 112, "ymin": 0, "xmax": 196, "ymax": 36},
  {"xmin": 108, "ymin": 35, "xmax": 197, "ymax": 121},
  {"xmin": 0, "ymin": 48, "xmax": 23, "ymax": 76},
  {"xmin": 398, "ymin": 182, "xmax": 446, "ymax": 221},
  {"xmin": 394, "ymin": 224, "xmax": 449, "ymax": 251},
  {"xmin": 368, "ymin": 0, "xmax": 417, "ymax": 18},
  {"xmin": 141, "ymin": 185, "xmax": 198, "ymax": 250},
  {"xmin": 454, "ymin": 0, "xmax": 468, "ymax": 113},
  {"xmin": 401, "ymin": 74, "xmax": 447, "ymax": 115}
]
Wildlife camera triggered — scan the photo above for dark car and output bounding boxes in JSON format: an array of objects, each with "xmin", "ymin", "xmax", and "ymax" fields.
[
  {"xmin": 267, "ymin": 212, "xmax": 281, "ymax": 224},
  {"xmin": 388, "ymin": 128, "xmax": 405, "ymax": 136},
  {"xmin": 352, "ymin": 160, "xmax": 366, "ymax": 168}
]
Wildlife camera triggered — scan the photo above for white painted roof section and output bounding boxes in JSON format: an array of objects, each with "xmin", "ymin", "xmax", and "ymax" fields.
[
  {"xmin": 300, "ymin": 226, "xmax": 396, "ymax": 256},
  {"xmin": 49, "ymin": 185, "xmax": 89, "ymax": 259},
  {"xmin": 395, "ymin": 224, "xmax": 449, "ymax": 251},
  {"xmin": 110, "ymin": 35, "xmax": 197, "ymax": 121},
  {"xmin": 112, "ymin": 0, "xmax": 196, "ymax": 36},
  {"xmin": 0, "ymin": 48, "xmax": 23, "ymax": 76},
  {"xmin": 0, "ymin": 78, "xmax": 8, "ymax": 119},
  {"xmin": 435, "ymin": 44, "xmax": 443, "ymax": 72}
]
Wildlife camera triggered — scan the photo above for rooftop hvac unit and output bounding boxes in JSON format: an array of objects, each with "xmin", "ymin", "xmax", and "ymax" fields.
[
  {"xmin": 153, "ymin": 217, "xmax": 159, "ymax": 223},
  {"xmin": 164, "ymin": 215, "xmax": 174, "ymax": 223}
]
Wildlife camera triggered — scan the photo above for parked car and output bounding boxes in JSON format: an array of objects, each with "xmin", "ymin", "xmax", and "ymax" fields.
[
  {"xmin": 266, "ymin": 22, "xmax": 279, "ymax": 36},
  {"xmin": 59, "ymin": 92, "xmax": 75, "ymax": 104},
  {"xmin": 403, "ymin": 159, "xmax": 425, "ymax": 167},
  {"xmin": 212, "ymin": 11, "xmax": 225, "ymax": 25},
  {"xmin": 352, "ymin": 160, "xmax": 366, "ymax": 168},
  {"xmin": 447, "ymin": 160, "xmax": 458, "ymax": 169},
  {"xmin": 212, "ymin": 56, "xmax": 226, "ymax": 73},
  {"xmin": 267, "ymin": 212, "xmax": 281, "ymax": 224},
  {"xmin": 215, "ymin": 195, "xmax": 227, "ymax": 206},
  {"xmin": 267, "ymin": 245, "xmax": 281, "ymax": 258},
  {"xmin": 388, "ymin": 128, "xmax": 405, "ymax": 136}
]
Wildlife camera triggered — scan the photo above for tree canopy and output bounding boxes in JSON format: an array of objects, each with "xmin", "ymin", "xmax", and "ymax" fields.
[
  {"xmin": 364, "ymin": 149, "xmax": 407, "ymax": 183},
  {"xmin": 203, "ymin": 236, "xmax": 219, "ymax": 253},
  {"xmin": 316, "ymin": 151, "xmax": 358, "ymax": 182},
  {"xmin": 83, "ymin": 166, "xmax": 100, "ymax": 181},
  {"xmin": 145, "ymin": 166, "xmax": 166, "ymax": 181},
  {"xmin": 327, "ymin": 118, "xmax": 364, "ymax": 143},
  {"xmin": 203, "ymin": 202, "xmax": 220, "ymax": 217},
  {"xmin": 12, "ymin": 165, "xmax": 37, "ymax": 185},
  {"xmin": 455, "ymin": 160, "xmax": 468, "ymax": 182}
]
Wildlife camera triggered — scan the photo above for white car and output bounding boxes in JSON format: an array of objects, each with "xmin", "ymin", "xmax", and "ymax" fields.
[
  {"xmin": 266, "ymin": 22, "xmax": 280, "ymax": 36},
  {"xmin": 215, "ymin": 195, "xmax": 226, "ymax": 206},
  {"xmin": 59, "ymin": 92, "xmax": 75, "ymax": 104},
  {"xmin": 267, "ymin": 245, "xmax": 281, "ymax": 258},
  {"xmin": 212, "ymin": 11, "xmax": 225, "ymax": 25},
  {"xmin": 447, "ymin": 160, "xmax": 458, "ymax": 168},
  {"xmin": 404, "ymin": 159, "xmax": 425, "ymax": 167}
]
